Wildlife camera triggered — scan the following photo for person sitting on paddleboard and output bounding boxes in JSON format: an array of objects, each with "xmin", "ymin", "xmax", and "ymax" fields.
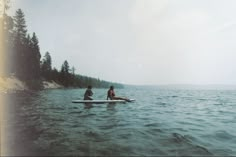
[
  {"xmin": 107, "ymin": 86, "xmax": 115, "ymax": 100},
  {"xmin": 107, "ymin": 85, "xmax": 130, "ymax": 101},
  {"xmin": 84, "ymin": 85, "xmax": 93, "ymax": 100}
]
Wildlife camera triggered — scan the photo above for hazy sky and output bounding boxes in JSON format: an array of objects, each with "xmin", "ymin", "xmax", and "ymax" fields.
[{"xmin": 9, "ymin": 0, "xmax": 236, "ymax": 85}]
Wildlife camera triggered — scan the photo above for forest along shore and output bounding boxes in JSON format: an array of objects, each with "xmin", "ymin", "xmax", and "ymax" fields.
[{"xmin": 0, "ymin": 76, "xmax": 63, "ymax": 93}]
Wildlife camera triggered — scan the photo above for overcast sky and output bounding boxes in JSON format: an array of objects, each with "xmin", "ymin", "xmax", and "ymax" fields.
[{"xmin": 9, "ymin": 0, "xmax": 236, "ymax": 85}]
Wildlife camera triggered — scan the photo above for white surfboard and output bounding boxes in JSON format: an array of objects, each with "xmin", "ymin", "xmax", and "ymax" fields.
[{"xmin": 72, "ymin": 99, "xmax": 135, "ymax": 104}]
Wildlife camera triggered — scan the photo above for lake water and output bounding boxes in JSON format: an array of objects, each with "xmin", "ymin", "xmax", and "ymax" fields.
[{"xmin": 2, "ymin": 86, "xmax": 236, "ymax": 156}]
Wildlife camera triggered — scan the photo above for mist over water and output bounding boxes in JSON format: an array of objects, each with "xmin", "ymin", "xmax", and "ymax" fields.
[{"xmin": 2, "ymin": 86, "xmax": 236, "ymax": 156}]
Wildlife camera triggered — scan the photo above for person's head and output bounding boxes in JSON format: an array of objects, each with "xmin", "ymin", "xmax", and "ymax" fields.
[
  {"xmin": 110, "ymin": 86, "xmax": 114, "ymax": 90},
  {"xmin": 88, "ymin": 85, "xmax": 92, "ymax": 89}
]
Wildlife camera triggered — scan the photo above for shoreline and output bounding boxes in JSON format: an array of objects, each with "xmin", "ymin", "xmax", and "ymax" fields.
[
  {"xmin": 42, "ymin": 80, "xmax": 63, "ymax": 89},
  {"xmin": 0, "ymin": 76, "xmax": 64, "ymax": 93}
]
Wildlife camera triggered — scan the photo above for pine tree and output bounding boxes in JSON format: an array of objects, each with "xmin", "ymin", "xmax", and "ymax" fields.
[
  {"xmin": 13, "ymin": 9, "xmax": 28, "ymax": 79},
  {"xmin": 63, "ymin": 60, "xmax": 70, "ymax": 74},
  {"xmin": 14, "ymin": 9, "xmax": 27, "ymax": 43},
  {"xmin": 51, "ymin": 67, "xmax": 59, "ymax": 82},
  {"xmin": 30, "ymin": 32, "xmax": 41, "ymax": 78},
  {"xmin": 60, "ymin": 60, "xmax": 71, "ymax": 87},
  {"xmin": 41, "ymin": 51, "xmax": 52, "ymax": 80}
]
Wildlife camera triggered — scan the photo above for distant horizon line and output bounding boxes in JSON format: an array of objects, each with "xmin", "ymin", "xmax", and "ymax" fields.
[{"xmin": 124, "ymin": 83, "xmax": 236, "ymax": 87}]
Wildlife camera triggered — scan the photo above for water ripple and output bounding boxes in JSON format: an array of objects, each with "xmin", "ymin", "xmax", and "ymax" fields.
[{"xmin": 3, "ymin": 88, "xmax": 236, "ymax": 156}]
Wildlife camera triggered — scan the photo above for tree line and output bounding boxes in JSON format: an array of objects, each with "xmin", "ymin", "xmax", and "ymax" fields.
[{"xmin": 1, "ymin": 5, "xmax": 123, "ymax": 89}]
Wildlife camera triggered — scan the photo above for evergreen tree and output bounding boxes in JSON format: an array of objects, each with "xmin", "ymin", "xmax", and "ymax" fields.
[
  {"xmin": 71, "ymin": 66, "xmax": 75, "ymax": 75},
  {"xmin": 70, "ymin": 66, "xmax": 76, "ymax": 86},
  {"xmin": 1, "ymin": 5, "xmax": 124, "ymax": 89},
  {"xmin": 60, "ymin": 60, "xmax": 71, "ymax": 86},
  {"xmin": 13, "ymin": 9, "xmax": 27, "ymax": 43},
  {"xmin": 26, "ymin": 34, "xmax": 31, "ymax": 45},
  {"xmin": 51, "ymin": 67, "xmax": 59, "ymax": 82},
  {"xmin": 41, "ymin": 51, "xmax": 52, "ymax": 80},
  {"xmin": 29, "ymin": 32, "xmax": 41, "ymax": 78},
  {"xmin": 13, "ymin": 9, "xmax": 28, "ymax": 79},
  {"xmin": 31, "ymin": 32, "xmax": 39, "ymax": 51},
  {"xmin": 63, "ymin": 60, "xmax": 70, "ymax": 74}
]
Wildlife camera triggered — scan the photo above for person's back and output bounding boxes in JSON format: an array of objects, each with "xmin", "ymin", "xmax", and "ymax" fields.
[{"xmin": 84, "ymin": 85, "xmax": 93, "ymax": 100}]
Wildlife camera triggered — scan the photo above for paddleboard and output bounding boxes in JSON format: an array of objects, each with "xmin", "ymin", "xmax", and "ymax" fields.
[{"xmin": 72, "ymin": 99, "xmax": 135, "ymax": 104}]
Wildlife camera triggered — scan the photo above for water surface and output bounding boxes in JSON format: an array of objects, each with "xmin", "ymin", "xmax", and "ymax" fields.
[{"xmin": 3, "ymin": 86, "xmax": 236, "ymax": 156}]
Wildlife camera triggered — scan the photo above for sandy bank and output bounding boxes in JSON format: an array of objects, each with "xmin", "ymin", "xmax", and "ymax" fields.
[
  {"xmin": 0, "ymin": 76, "xmax": 63, "ymax": 92},
  {"xmin": 43, "ymin": 81, "xmax": 63, "ymax": 89},
  {"xmin": 0, "ymin": 76, "xmax": 27, "ymax": 92}
]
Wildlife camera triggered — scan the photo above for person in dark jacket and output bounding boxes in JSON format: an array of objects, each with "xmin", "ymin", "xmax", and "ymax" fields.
[{"xmin": 84, "ymin": 85, "xmax": 93, "ymax": 100}]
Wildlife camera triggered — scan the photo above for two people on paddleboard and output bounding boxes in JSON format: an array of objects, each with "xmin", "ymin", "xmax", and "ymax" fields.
[{"xmin": 83, "ymin": 85, "xmax": 129, "ymax": 101}]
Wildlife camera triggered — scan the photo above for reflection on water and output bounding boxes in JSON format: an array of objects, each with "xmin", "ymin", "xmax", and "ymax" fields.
[
  {"xmin": 2, "ymin": 87, "xmax": 236, "ymax": 156},
  {"xmin": 84, "ymin": 103, "xmax": 93, "ymax": 109}
]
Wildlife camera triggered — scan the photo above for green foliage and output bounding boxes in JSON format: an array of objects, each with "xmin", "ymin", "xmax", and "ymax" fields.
[
  {"xmin": 12, "ymin": 9, "xmax": 28, "ymax": 79},
  {"xmin": 51, "ymin": 67, "xmax": 60, "ymax": 82},
  {"xmin": 59, "ymin": 60, "xmax": 71, "ymax": 87},
  {"xmin": 14, "ymin": 9, "xmax": 27, "ymax": 43},
  {"xmin": 31, "ymin": 32, "xmax": 40, "ymax": 52},
  {"xmin": 25, "ymin": 79, "xmax": 43, "ymax": 90},
  {"xmin": 29, "ymin": 32, "xmax": 41, "ymax": 78},
  {"xmin": 10, "ymin": 9, "xmax": 41, "ymax": 80},
  {"xmin": 3, "ymin": 7, "xmax": 124, "ymax": 90},
  {"xmin": 72, "ymin": 74, "xmax": 123, "ymax": 88},
  {"xmin": 61, "ymin": 60, "xmax": 70, "ymax": 74},
  {"xmin": 41, "ymin": 52, "xmax": 52, "ymax": 80}
]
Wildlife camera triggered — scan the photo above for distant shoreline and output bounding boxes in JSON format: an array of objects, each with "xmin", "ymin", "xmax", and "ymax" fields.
[
  {"xmin": 127, "ymin": 84, "xmax": 236, "ymax": 90},
  {"xmin": 2, "ymin": 76, "xmax": 235, "ymax": 93}
]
